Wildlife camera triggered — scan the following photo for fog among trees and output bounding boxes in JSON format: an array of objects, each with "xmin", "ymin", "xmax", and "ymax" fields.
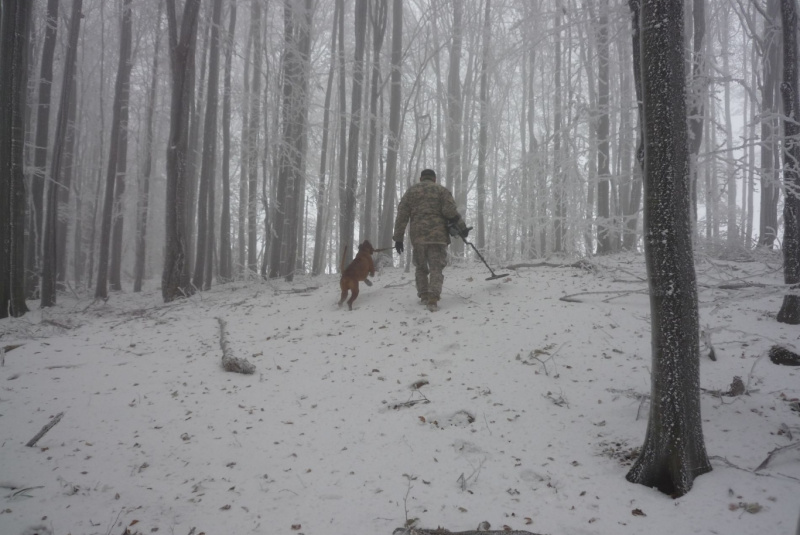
[{"xmin": 4, "ymin": 0, "xmax": 794, "ymax": 299}]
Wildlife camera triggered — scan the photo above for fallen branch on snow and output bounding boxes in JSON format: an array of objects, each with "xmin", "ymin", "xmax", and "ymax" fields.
[
  {"xmin": 755, "ymin": 441, "xmax": 800, "ymax": 471},
  {"xmin": 505, "ymin": 259, "xmax": 595, "ymax": 272},
  {"xmin": 26, "ymin": 412, "xmax": 64, "ymax": 447},
  {"xmin": 217, "ymin": 317, "xmax": 255, "ymax": 375}
]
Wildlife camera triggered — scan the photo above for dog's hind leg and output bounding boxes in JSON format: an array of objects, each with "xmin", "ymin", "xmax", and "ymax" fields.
[
  {"xmin": 347, "ymin": 287, "xmax": 359, "ymax": 310},
  {"xmin": 339, "ymin": 287, "xmax": 348, "ymax": 307}
]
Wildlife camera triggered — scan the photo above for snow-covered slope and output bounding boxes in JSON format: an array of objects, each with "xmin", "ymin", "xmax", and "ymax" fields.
[{"xmin": 1, "ymin": 253, "xmax": 798, "ymax": 535}]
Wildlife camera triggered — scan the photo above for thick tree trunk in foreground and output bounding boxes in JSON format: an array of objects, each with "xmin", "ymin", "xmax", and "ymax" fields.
[
  {"xmin": 626, "ymin": 0, "xmax": 711, "ymax": 497},
  {"xmin": 162, "ymin": 0, "xmax": 202, "ymax": 302},
  {"xmin": 0, "ymin": 0, "xmax": 33, "ymax": 318},
  {"xmin": 777, "ymin": 0, "xmax": 800, "ymax": 324}
]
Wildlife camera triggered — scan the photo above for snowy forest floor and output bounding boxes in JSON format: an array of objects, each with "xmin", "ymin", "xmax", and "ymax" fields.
[{"xmin": 1, "ymin": 251, "xmax": 799, "ymax": 535}]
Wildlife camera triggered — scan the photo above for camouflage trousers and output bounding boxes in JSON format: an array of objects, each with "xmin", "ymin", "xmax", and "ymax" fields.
[{"xmin": 412, "ymin": 243, "xmax": 448, "ymax": 300}]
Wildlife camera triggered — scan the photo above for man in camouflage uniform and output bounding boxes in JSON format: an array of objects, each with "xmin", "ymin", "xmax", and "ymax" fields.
[{"xmin": 393, "ymin": 169, "xmax": 469, "ymax": 312}]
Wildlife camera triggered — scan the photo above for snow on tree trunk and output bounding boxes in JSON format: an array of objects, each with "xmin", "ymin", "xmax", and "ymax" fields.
[
  {"xmin": 625, "ymin": 0, "xmax": 711, "ymax": 497},
  {"xmin": 777, "ymin": 0, "xmax": 800, "ymax": 324}
]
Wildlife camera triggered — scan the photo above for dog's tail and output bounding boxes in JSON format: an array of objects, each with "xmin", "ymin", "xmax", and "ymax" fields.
[{"xmin": 340, "ymin": 244, "xmax": 348, "ymax": 273}]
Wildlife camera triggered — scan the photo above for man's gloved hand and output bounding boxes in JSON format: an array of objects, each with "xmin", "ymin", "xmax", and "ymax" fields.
[
  {"xmin": 395, "ymin": 241, "xmax": 404, "ymax": 254},
  {"xmin": 460, "ymin": 226, "xmax": 472, "ymax": 239}
]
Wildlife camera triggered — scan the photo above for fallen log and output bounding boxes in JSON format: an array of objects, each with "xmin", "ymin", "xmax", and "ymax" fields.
[{"xmin": 217, "ymin": 317, "xmax": 255, "ymax": 374}]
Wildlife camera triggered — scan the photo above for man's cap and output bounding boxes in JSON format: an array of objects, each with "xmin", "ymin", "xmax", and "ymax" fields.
[{"xmin": 420, "ymin": 169, "xmax": 436, "ymax": 179}]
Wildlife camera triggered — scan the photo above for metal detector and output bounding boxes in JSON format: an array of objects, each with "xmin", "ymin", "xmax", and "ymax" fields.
[{"xmin": 458, "ymin": 232, "xmax": 509, "ymax": 281}]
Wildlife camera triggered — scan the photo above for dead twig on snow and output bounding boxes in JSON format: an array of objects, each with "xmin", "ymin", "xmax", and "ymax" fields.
[{"xmin": 26, "ymin": 412, "xmax": 65, "ymax": 447}]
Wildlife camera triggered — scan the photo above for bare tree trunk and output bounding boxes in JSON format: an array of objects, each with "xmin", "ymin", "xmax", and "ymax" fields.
[
  {"xmin": 246, "ymin": 0, "xmax": 262, "ymax": 275},
  {"xmin": 312, "ymin": 0, "xmax": 339, "ymax": 276},
  {"xmin": 364, "ymin": 0, "xmax": 387, "ymax": 244},
  {"xmin": 41, "ymin": 0, "xmax": 83, "ymax": 307},
  {"xmin": 341, "ymin": 0, "xmax": 368, "ymax": 267},
  {"xmin": 283, "ymin": 0, "xmax": 313, "ymax": 280},
  {"xmin": 596, "ymin": 0, "xmax": 611, "ymax": 254},
  {"xmin": 721, "ymin": 5, "xmax": 738, "ymax": 249},
  {"xmin": 58, "ymin": 65, "xmax": 78, "ymax": 286},
  {"xmin": 446, "ymin": 0, "xmax": 464, "ymax": 255},
  {"xmin": 1, "ymin": 0, "xmax": 33, "ymax": 318},
  {"xmin": 777, "ymin": 0, "xmax": 800, "ymax": 324},
  {"xmin": 686, "ymin": 0, "xmax": 705, "ymax": 228},
  {"xmin": 269, "ymin": 1, "xmax": 294, "ymax": 279},
  {"xmin": 134, "ymin": 3, "xmax": 163, "ymax": 293},
  {"xmin": 336, "ymin": 0, "xmax": 347, "ymax": 267},
  {"xmin": 109, "ymin": 0, "xmax": 135, "ymax": 293},
  {"xmin": 27, "ymin": 0, "xmax": 60, "ymax": 299},
  {"xmin": 237, "ymin": 25, "xmax": 252, "ymax": 276},
  {"xmin": 553, "ymin": 2, "xmax": 565, "ymax": 253},
  {"xmin": 218, "ymin": 0, "xmax": 236, "ymax": 282},
  {"xmin": 625, "ymin": 0, "xmax": 644, "ymax": 252},
  {"xmin": 760, "ymin": 0, "xmax": 781, "ymax": 248},
  {"xmin": 378, "ymin": 0, "xmax": 402, "ymax": 254},
  {"xmin": 626, "ymin": 0, "xmax": 711, "ymax": 496},
  {"xmin": 476, "ymin": 0, "xmax": 491, "ymax": 251},
  {"xmin": 162, "ymin": 0, "xmax": 202, "ymax": 302},
  {"xmin": 193, "ymin": 0, "xmax": 223, "ymax": 290},
  {"xmin": 96, "ymin": 0, "xmax": 133, "ymax": 300}
]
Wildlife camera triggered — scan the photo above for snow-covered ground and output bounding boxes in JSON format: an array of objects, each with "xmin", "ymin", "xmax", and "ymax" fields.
[{"xmin": 1, "ymin": 252, "xmax": 799, "ymax": 535}]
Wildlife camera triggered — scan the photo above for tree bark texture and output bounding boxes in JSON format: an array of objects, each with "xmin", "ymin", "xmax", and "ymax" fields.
[
  {"xmin": 193, "ymin": 0, "xmax": 223, "ymax": 290},
  {"xmin": 219, "ymin": 0, "xmax": 236, "ymax": 282},
  {"xmin": 26, "ymin": 0, "xmax": 60, "ymax": 298},
  {"xmin": 341, "ymin": 0, "xmax": 368, "ymax": 267},
  {"xmin": 0, "ymin": 0, "xmax": 33, "ymax": 318},
  {"xmin": 596, "ymin": 0, "xmax": 612, "ymax": 254},
  {"xmin": 777, "ymin": 0, "xmax": 800, "ymax": 324},
  {"xmin": 134, "ymin": 2, "xmax": 163, "ymax": 293},
  {"xmin": 312, "ymin": 0, "xmax": 340, "ymax": 276},
  {"xmin": 41, "ymin": 0, "xmax": 83, "ymax": 307},
  {"xmin": 476, "ymin": 0, "xmax": 491, "ymax": 251},
  {"xmin": 246, "ymin": 0, "xmax": 262, "ymax": 275},
  {"xmin": 378, "ymin": 0, "xmax": 402, "ymax": 254},
  {"xmin": 162, "ymin": 0, "xmax": 202, "ymax": 302},
  {"xmin": 626, "ymin": 0, "xmax": 711, "ymax": 496},
  {"xmin": 95, "ymin": 0, "xmax": 133, "ymax": 299},
  {"xmin": 760, "ymin": 0, "xmax": 781, "ymax": 248}
]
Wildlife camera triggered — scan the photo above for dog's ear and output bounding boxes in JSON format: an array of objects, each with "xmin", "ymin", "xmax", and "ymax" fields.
[{"xmin": 362, "ymin": 239, "xmax": 374, "ymax": 252}]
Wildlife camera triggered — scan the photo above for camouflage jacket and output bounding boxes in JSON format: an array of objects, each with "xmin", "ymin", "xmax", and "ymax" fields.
[{"xmin": 392, "ymin": 177, "xmax": 467, "ymax": 245}]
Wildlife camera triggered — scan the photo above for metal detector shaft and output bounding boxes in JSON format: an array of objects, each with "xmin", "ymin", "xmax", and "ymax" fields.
[{"xmin": 459, "ymin": 235, "xmax": 509, "ymax": 281}]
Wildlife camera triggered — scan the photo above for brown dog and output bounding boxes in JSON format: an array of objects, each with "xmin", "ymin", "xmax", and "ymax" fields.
[{"xmin": 339, "ymin": 240, "xmax": 375, "ymax": 310}]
